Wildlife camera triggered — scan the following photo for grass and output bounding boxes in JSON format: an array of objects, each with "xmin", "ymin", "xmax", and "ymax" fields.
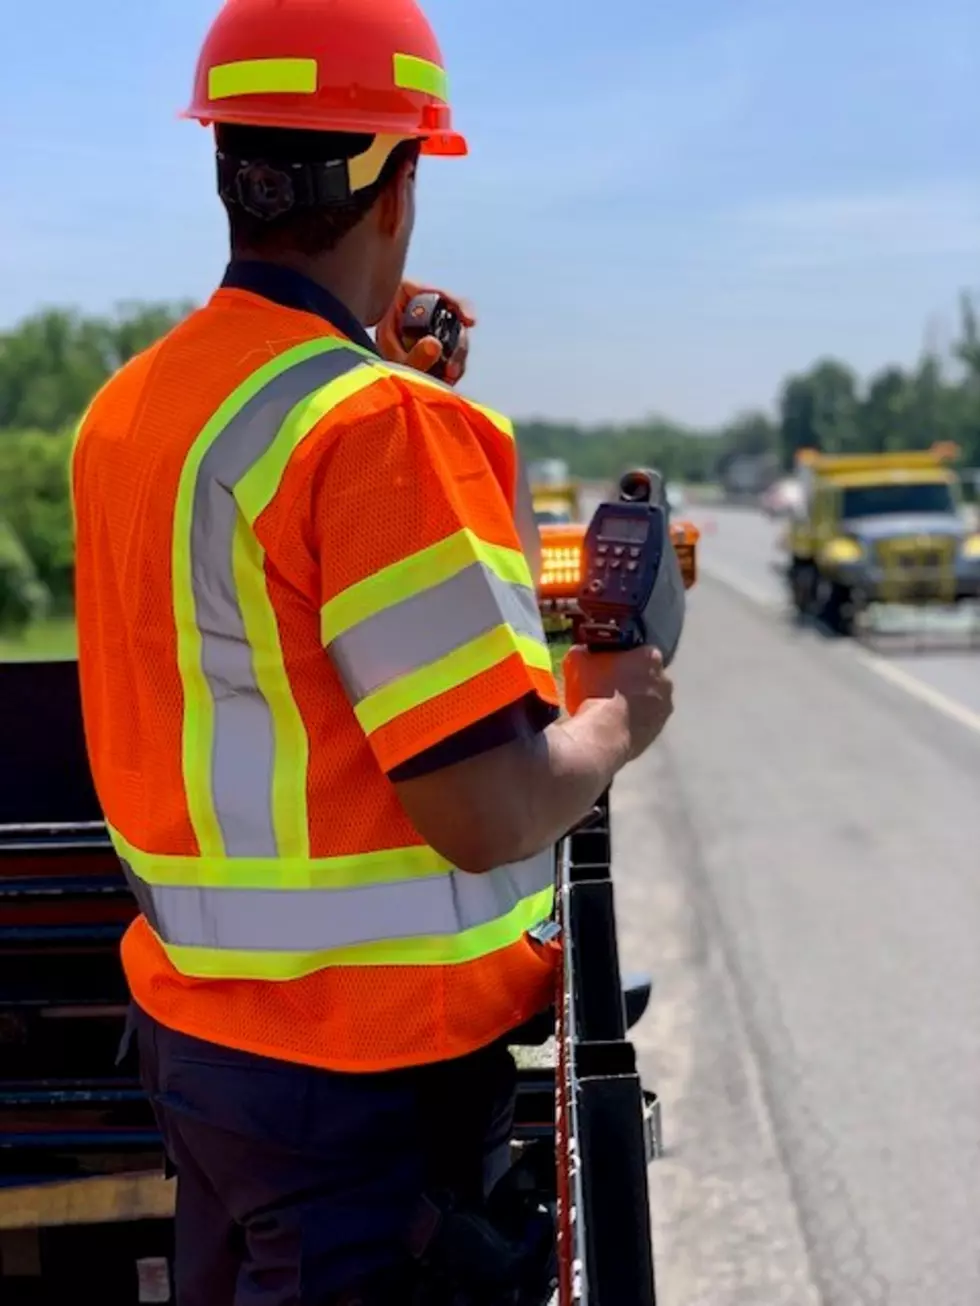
[
  {"xmin": 0, "ymin": 617, "xmax": 78, "ymax": 662},
  {"xmin": 549, "ymin": 635, "xmax": 573, "ymax": 680}
]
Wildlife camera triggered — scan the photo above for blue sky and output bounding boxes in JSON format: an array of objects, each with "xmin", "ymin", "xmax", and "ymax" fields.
[{"xmin": 2, "ymin": 0, "xmax": 978, "ymax": 424}]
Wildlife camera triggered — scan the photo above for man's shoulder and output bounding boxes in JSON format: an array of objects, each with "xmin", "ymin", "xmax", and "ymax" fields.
[
  {"xmin": 79, "ymin": 336, "xmax": 168, "ymax": 433},
  {"xmin": 349, "ymin": 360, "xmax": 515, "ymax": 448}
]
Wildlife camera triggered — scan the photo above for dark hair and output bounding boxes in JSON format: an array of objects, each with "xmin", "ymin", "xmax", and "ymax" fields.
[{"xmin": 216, "ymin": 125, "xmax": 420, "ymax": 257}]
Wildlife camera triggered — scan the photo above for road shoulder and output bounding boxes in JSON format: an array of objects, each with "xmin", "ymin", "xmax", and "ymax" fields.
[{"xmin": 615, "ymin": 751, "xmax": 822, "ymax": 1306}]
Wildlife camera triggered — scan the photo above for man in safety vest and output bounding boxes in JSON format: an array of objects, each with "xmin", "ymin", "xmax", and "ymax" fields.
[{"xmin": 71, "ymin": 0, "xmax": 674, "ymax": 1301}]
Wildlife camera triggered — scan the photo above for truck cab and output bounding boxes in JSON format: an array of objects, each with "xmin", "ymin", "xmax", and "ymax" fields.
[
  {"xmin": 526, "ymin": 459, "xmax": 582, "ymax": 526},
  {"xmin": 786, "ymin": 444, "xmax": 980, "ymax": 634}
]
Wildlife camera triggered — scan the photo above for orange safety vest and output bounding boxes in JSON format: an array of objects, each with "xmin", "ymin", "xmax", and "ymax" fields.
[{"xmin": 72, "ymin": 285, "xmax": 559, "ymax": 1072}]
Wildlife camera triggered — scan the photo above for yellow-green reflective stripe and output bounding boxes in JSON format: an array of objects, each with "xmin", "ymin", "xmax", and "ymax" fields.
[
  {"xmin": 68, "ymin": 398, "xmax": 97, "ymax": 534},
  {"xmin": 158, "ymin": 886, "xmax": 555, "ymax": 979},
  {"xmin": 188, "ymin": 348, "xmax": 364, "ymax": 861},
  {"xmin": 465, "ymin": 401, "xmax": 514, "ymax": 441},
  {"xmin": 234, "ymin": 364, "xmax": 382, "ymax": 525},
  {"xmin": 393, "ymin": 53, "xmax": 449, "ymax": 102},
  {"xmin": 208, "ymin": 58, "xmax": 318, "ymax": 101},
  {"xmin": 321, "ymin": 529, "xmax": 533, "ymax": 646},
  {"xmin": 230, "ymin": 516, "xmax": 310, "ymax": 859},
  {"xmin": 355, "ymin": 626, "xmax": 552, "ymax": 736},
  {"xmin": 172, "ymin": 338, "xmax": 341, "ymax": 857},
  {"xmin": 331, "ymin": 564, "xmax": 544, "ymax": 704},
  {"xmin": 110, "ymin": 826, "xmax": 451, "ymax": 891},
  {"xmin": 384, "ymin": 364, "xmax": 515, "ymax": 441},
  {"xmin": 227, "ymin": 349, "xmax": 387, "ymax": 859}
]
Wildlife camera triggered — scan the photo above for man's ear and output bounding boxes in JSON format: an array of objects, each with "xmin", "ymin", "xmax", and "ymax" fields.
[{"xmin": 376, "ymin": 157, "xmax": 416, "ymax": 238}]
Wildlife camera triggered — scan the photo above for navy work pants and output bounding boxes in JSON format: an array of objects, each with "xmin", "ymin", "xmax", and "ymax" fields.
[{"xmin": 133, "ymin": 1007, "xmax": 517, "ymax": 1306}]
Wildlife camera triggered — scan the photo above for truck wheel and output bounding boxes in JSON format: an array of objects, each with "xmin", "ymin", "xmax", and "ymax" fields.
[
  {"xmin": 819, "ymin": 582, "xmax": 855, "ymax": 636},
  {"xmin": 788, "ymin": 561, "xmax": 815, "ymax": 617}
]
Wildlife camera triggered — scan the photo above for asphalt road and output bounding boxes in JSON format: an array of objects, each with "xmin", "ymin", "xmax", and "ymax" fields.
[
  {"xmin": 595, "ymin": 502, "xmax": 980, "ymax": 1305},
  {"xmin": 686, "ymin": 504, "xmax": 980, "ymax": 720}
]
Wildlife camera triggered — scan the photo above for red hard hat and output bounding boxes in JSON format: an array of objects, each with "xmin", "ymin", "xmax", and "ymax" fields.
[{"xmin": 183, "ymin": 0, "xmax": 467, "ymax": 157}]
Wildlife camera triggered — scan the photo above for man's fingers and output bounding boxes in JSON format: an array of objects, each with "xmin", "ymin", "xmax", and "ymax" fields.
[{"xmin": 404, "ymin": 337, "xmax": 444, "ymax": 372}]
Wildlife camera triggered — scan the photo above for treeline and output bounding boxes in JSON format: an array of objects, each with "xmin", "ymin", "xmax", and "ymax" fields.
[
  {"xmin": 519, "ymin": 292, "xmax": 980, "ymax": 485},
  {"xmin": 2, "ymin": 295, "xmax": 979, "ymax": 633},
  {"xmin": 0, "ymin": 303, "xmax": 193, "ymax": 633}
]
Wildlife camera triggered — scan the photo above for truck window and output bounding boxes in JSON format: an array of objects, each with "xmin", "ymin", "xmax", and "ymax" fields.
[{"xmin": 841, "ymin": 483, "xmax": 956, "ymax": 518}]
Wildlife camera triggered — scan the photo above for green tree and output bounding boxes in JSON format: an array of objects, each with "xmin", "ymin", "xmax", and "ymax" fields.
[
  {"xmin": 0, "ymin": 519, "xmax": 49, "ymax": 635},
  {"xmin": 0, "ymin": 430, "xmax": 75, "ymax": 608},
  {"xmin": 722, "ymin": 410, "xmax": 778, "ymax": 460},
  {"xmin": 859, "ymin": 367, "xmax": 913, "ymax": 452},
  {"xmin": 0, "ymin": 302, "xmax": 192, "ymax": 433},
  {"xmin": 952, "ymin": 294, "xmax": 980, "ymax": 465},
  {"xmin": 778, "ymin": 359, "xmax": 860, "ymax": 466}
]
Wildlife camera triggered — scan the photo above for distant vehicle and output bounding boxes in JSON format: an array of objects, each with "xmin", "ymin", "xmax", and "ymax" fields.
[
  {"xmin": 528, "ymin": 462, "xmax": 582, "ymax": 523},
  {"xmin": 786, "ymin": 444, "xmax": 980, "ymax": 635},
  {"xmin": 720, "ymin": 453, "xmax": 779, "ymax": 502},
  {"xmin": 526, "ymin": 458, "xmax": 572, "ymax": 488},
  {"xmin": 761, "ymin": 478, "xmax": 804, "ymax": 520},
  {"xmin": 665, "ymin": 483, "xmax": 686, "ymax": 515}
]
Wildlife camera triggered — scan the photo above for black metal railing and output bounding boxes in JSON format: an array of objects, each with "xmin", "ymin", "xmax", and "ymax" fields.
[{"xmin": 557, "ymin": 792, "xmax": 658, "ymax": 1306}]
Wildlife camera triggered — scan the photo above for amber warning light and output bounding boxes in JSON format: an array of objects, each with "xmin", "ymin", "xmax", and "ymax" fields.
[
  {"xmin": 537, "ymin": 521, "xmax": 700, "ymax": 604},
  {"xmin": 538, "ymin": 525, "xmax": 586, "ymax": 597}
]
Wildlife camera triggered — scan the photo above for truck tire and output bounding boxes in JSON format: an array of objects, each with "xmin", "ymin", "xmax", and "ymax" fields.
[
  {"xmin": 788, "ymin": 560, "xmax": 816, "ymax": 618},
  {"xmin": 818, "ymin": 581, "xmax": 854, "ymax": 636}
]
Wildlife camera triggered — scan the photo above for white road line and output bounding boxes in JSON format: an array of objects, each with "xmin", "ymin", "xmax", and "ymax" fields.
[
  {"xmin": 699, "ymin": 561, "xmax": 980, "ymax": 738},
  {"xmin": 853, "ymin": 651, "xmax": 980, "ymax": 737},
  {"xmin": 695, "ymin": 565, "xmax": 781, "ymax": 612}
]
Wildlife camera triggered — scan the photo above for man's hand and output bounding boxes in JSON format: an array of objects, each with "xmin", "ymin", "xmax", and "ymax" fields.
[
  {"xmin": 375, "ymin": 280, "xmax": 475, "ymax": 384},
  {"xmin": 395, "ymin": 648, "xmax": 672, "ymax": 873},
  {"xmin": 562, "ymin": 644, "xmax": 674, "ymax": 761}
]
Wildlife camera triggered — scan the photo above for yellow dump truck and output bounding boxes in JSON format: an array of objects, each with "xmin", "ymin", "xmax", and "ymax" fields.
[
  {"xmin": 786, "ymin": 443, "xmax": 980, "ymax": 635},
  {"xmin": 527, "ymin": 458, "xmax": 582, "ymax": 524}
]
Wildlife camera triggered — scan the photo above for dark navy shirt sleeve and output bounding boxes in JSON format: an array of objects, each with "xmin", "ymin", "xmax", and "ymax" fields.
[{"xmin": 387, "ymin": 694, "xmax": 559, "ymax": 781}]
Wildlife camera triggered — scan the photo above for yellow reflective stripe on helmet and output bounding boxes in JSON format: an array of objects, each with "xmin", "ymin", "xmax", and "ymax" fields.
[
  {"xmin": 393, "ymin": 53, "xmax": 449, "ymax": 103},
  {"xmin": 208, "ymin": 58, "xmax": 318, "ymax": 101},
  {"xmin": 355, "ymin": 626, "xmax": 552, "ymax": 736},
  {"xmin": 156, "ymin": 886, "xmax": 555, "ymax": 980},
  {"xmin": 320, "ymin": 528, "xmax": 533, "ymax": 646},
  {"xmin": 172, "ymin": 338, "xmax": 344, "ymax": 858},
  {"xmin": 109, "ymin": 825, "xmax": 451, "ymax": 891}
]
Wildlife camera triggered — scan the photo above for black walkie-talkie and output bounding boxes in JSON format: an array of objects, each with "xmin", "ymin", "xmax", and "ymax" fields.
[
  {"xmin": 577, "ymin": 469, "xmax": 687, "ymax": 664},
  {"xmin": 399, "ymin": 292, "xmax": 463, "ymax": 381}
]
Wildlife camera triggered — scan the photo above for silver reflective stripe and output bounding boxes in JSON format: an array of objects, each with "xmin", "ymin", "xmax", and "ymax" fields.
[
  {"xmin": 122, "ymin": 865, "xmax": 163, "ymax": 937},
  {"xmin": 189, "ymin": 347, "xmax": 368, "ymax": 855},
  {"xmin": 127, "ymin": 847, "xmax": 555, "ymax": 952},
  {"xmin": 331, "ymin": 562, "xmax": 544, "ymax": 702}
]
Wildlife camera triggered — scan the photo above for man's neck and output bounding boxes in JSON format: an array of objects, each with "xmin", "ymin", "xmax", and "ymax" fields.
[{"xmin": 233, "ymin": 249, "xmax": 374, "ymax": 326}]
